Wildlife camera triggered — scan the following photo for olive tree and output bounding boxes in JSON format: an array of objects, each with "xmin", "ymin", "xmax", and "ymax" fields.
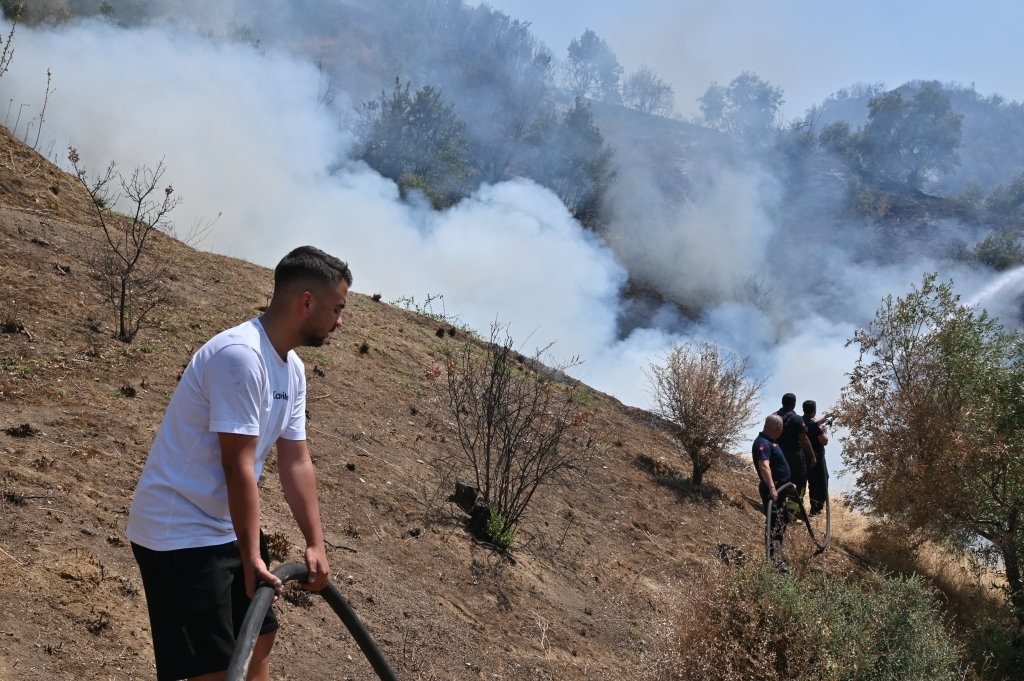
[
  {"xmin": 357, "ymin": 78, "xmax": 470, "ymax": 209},
  {"xmin": 819, "ymin": 83, "xmax": 963, "ymax": 190},
  {"xmin": 647, "ymin": 342, "xmax": 763, "ymax": 486},
  {"xmin": 836, "ymin": 273, "xmax": 1024, "ymax": 626},
  {"xmin": 698, "ymin": 72, "xmax": 784, "ymax": 145},
  {"xmin": 621, "ymin": 64, "xmax": 674, "ymax": 117},
  {"xmin": 564, "ymin": 28, "xmax": 622, "ymax": 103}
]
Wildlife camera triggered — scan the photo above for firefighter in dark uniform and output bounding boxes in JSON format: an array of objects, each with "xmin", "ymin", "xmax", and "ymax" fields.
[
  {"xmin": 775, "ymin": 393, "xmax": 817, "ymax": 516},
  {"xmin": 752, "ymin": 413, "xmax": 791, "ymax": 559},
  {"xmin": 802, "ymin": 399, "xmax": 830, "ymax": 515}
]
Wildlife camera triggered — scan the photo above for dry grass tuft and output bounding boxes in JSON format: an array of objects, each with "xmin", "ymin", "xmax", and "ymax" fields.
[
  {"xmin": 641, "ymin": 559, "xmax": 964, "ymax": 681},
  {"xmin": 832, "ymin": 499, "xmax": 1005, "ymax": 624},
  {"xmin": 264, "ymin": 531, "xmax": 292, "ymax": 564},
  {"xmin": 282, "ymin": 582, "xmax": 315, "ymax": 609}
]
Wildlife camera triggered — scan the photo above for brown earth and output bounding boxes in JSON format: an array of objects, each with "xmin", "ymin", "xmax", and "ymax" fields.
[{"xmin": 0, "ymin": 126, "xmax": 860, "ymax": 680}]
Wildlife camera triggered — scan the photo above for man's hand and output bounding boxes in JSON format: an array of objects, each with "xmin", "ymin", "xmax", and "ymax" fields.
[
  {"xmin": 769, "ymin": 486, "xmax": 778, "ymax": 502},
  {"xmin": 303, "ymin": 543, "xmax": 330, "ymax": 591},
  {"xmin": 244, "ymin": 554, "xmax": 283, "ymax": 601}
]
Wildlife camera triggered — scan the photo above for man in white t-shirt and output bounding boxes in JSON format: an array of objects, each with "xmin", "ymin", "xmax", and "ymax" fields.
[{"xmin": 127, "ymin": 245, "xmax": 351, "ymax": 681}]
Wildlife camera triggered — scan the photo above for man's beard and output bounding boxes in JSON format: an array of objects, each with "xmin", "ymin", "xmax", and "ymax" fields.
[
  {"xmin": 302, "ymin": 331, "xmax": 329, "ymax": 347},
  {"xmin": 300, "ymin": 320, "xmax": 330, "ymax": 347}
]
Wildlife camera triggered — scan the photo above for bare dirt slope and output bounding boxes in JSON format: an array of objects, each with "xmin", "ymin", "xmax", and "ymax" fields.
[{"xmin": 0, "ymin": 128, "xmax": 856, "ymax": 681}]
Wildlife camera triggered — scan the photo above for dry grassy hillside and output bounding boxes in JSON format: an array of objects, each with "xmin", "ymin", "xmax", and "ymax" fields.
[{"xmin": 0, "ymin": 128, "xmax": 858, "ymax": 681}]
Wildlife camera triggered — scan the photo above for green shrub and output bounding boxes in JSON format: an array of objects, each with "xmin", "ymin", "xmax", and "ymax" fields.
[
  {"xmin": 950, "ymin": 180, "xmax": 984, "ymax": 209},
  {"xmin": 974, "ymin": 229, "xmax": 1024, "ymax": 271},
  {"xmin": 483, "ymin": 510, "xmax": 516, "ymax": 549},
  {"xmin": 964, "ymin": 612, "xmax": 1024, "ymax": 681},
  {"xmin": 983, "ymin": 171, "xmax": 1024, "ymax": 216},
  {"xmin": 657, "ymin": 565, "xmax": 963, "ymax": 681}
]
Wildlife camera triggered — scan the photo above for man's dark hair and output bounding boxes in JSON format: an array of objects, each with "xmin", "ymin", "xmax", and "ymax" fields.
[
  {"xmin": 274, "ymin": 246, "xmax": 352, "ymax": 293},
  {"xmin": 802, "ymin": 399, "xmax": 816, "ymax": 415},
  {"xmin": 781, "ymin": 393, "xmax": 796, "ymax": 409}
]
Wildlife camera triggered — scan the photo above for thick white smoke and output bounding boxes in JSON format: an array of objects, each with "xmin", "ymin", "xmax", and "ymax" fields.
[
  {"xmin": 5, "ymin": 18, "xmax": 1016, "ymax": 491},
  {"xmin": 604, "ymin": 156, "xmax": 779, "ymax": 309},
  {"xmin": 3, "ymin": 20, "xmax": 636, "ymax": 391}
]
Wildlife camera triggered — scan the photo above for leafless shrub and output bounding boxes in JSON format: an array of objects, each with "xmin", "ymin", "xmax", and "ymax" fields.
[
  {"xmin": 0, "ymin": 5, "xmax": 19, "ymax": 83},
  {"xmin": 166, "ymin": 212, "xmax": 219, "ymax": 248},
  {"xmin": 735, "ymin": 274, "xmax": 774, "ymax": 313},
  {"xmin": 86, "ymin": 608, "xmax": 111, "ymax": 635},
  {"xmin": 439, "ymin": 322, "xmax": 596, "ymax": 546},
  {"xmin": 29, "ymin": 66, "xmax": 50, "ymax": 149},
  {"xmin": 68, "ymin": 147, "xmax": 181, "ymax": 342},
  {"xmin": 117, "ymin": 576, "xmax": 139, "ymax": 598},
  {"xmin": 647, "ymin": 342, "xmax": 763, "ymax": 485}
]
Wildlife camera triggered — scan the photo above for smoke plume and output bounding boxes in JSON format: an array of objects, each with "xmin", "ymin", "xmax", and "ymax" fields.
[{"xmin": 6, "ymin": 7, "xmax": 1022, "ymax": 490}]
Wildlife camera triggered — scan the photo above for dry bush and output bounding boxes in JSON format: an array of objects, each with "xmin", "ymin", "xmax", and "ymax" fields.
[
  {"xmin": 647, "ymin": 341, "xmax": 762, "ymax": 485},
  {"xmin": 821, "ymin": 502, "xmax": 1019, "ymax": 680},
  {"xmin": 644, "ymin": 562, "xmax": 964, "ymax": 681},
  {"xmin": 840, "ymin": 512, "xmax": 1006, "ymax": 625},
  {"xmin": 68, "ymin": 147, "xmax": 185, "ymax": 342},
  {"xmin": 440, "ymin": 322, "xmax": 595, "ymax": 546}
]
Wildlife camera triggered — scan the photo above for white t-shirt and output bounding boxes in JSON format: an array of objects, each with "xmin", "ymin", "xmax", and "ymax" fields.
[{"xmin": 127, "ymin": 318, "xmax": 306, "ymax": 551}]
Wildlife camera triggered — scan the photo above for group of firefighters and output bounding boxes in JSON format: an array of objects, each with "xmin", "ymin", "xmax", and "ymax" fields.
[{"xmin": 752, "ymin": 392, "xmax": 830, "ymax": 563}]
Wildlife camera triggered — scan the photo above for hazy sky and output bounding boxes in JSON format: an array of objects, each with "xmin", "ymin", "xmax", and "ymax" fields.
[{"xmin": 485, "ymin": 0, "xmax": 1024, "ymax": 119}]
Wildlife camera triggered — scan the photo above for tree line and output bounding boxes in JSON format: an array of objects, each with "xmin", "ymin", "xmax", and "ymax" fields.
[
  {"xmin": 6, "ymin": 1, "xmax": 681, "ymax": 228},
  {"xmin": 348, "ymin": 8, "xmax": 677, "ymax": 226}
]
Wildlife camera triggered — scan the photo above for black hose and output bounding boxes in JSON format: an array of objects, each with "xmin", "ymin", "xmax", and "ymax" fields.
[
  {"xmin": 319, "ymin": 577, "xmax": 400, "ymax": 681},
  {"xmin": 225, "ymin": 563, "xmax": 399, "ymax": 681}
]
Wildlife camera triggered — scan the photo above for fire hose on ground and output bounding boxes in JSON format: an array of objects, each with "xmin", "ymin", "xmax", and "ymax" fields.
[{"xmin": 225, "ymin": 562, "xmax": 400, "ymax": 681}]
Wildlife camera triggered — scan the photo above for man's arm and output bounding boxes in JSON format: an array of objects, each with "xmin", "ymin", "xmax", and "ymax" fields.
[
  {"xmin": 220, "ymin": 432, "xmax": 282, "ymax": 599},
  {"xmin": 277, "ymin": 438, "xmax": 330, "ymax": 591},
  {"xmin": 817, "ymin": 427, "xmax": 829, "ymax": 447},
  {"xmin": 799, "ymin": 433, "xmax": 818, "ymax": 469},
  {"xmin": 756, "ymin": 459, "xmax": 778, "ymax": 502}
]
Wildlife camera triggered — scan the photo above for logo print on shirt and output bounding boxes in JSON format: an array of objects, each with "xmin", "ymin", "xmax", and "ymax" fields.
[{"xmin": 274, "ymin": 391, "xmax": 289, "ymax": 400}]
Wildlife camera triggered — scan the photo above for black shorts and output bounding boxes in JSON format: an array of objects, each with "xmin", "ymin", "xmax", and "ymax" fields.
[{"xmin": 131, "ymin": 534, "xmax": 279, "ymax": 681}]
